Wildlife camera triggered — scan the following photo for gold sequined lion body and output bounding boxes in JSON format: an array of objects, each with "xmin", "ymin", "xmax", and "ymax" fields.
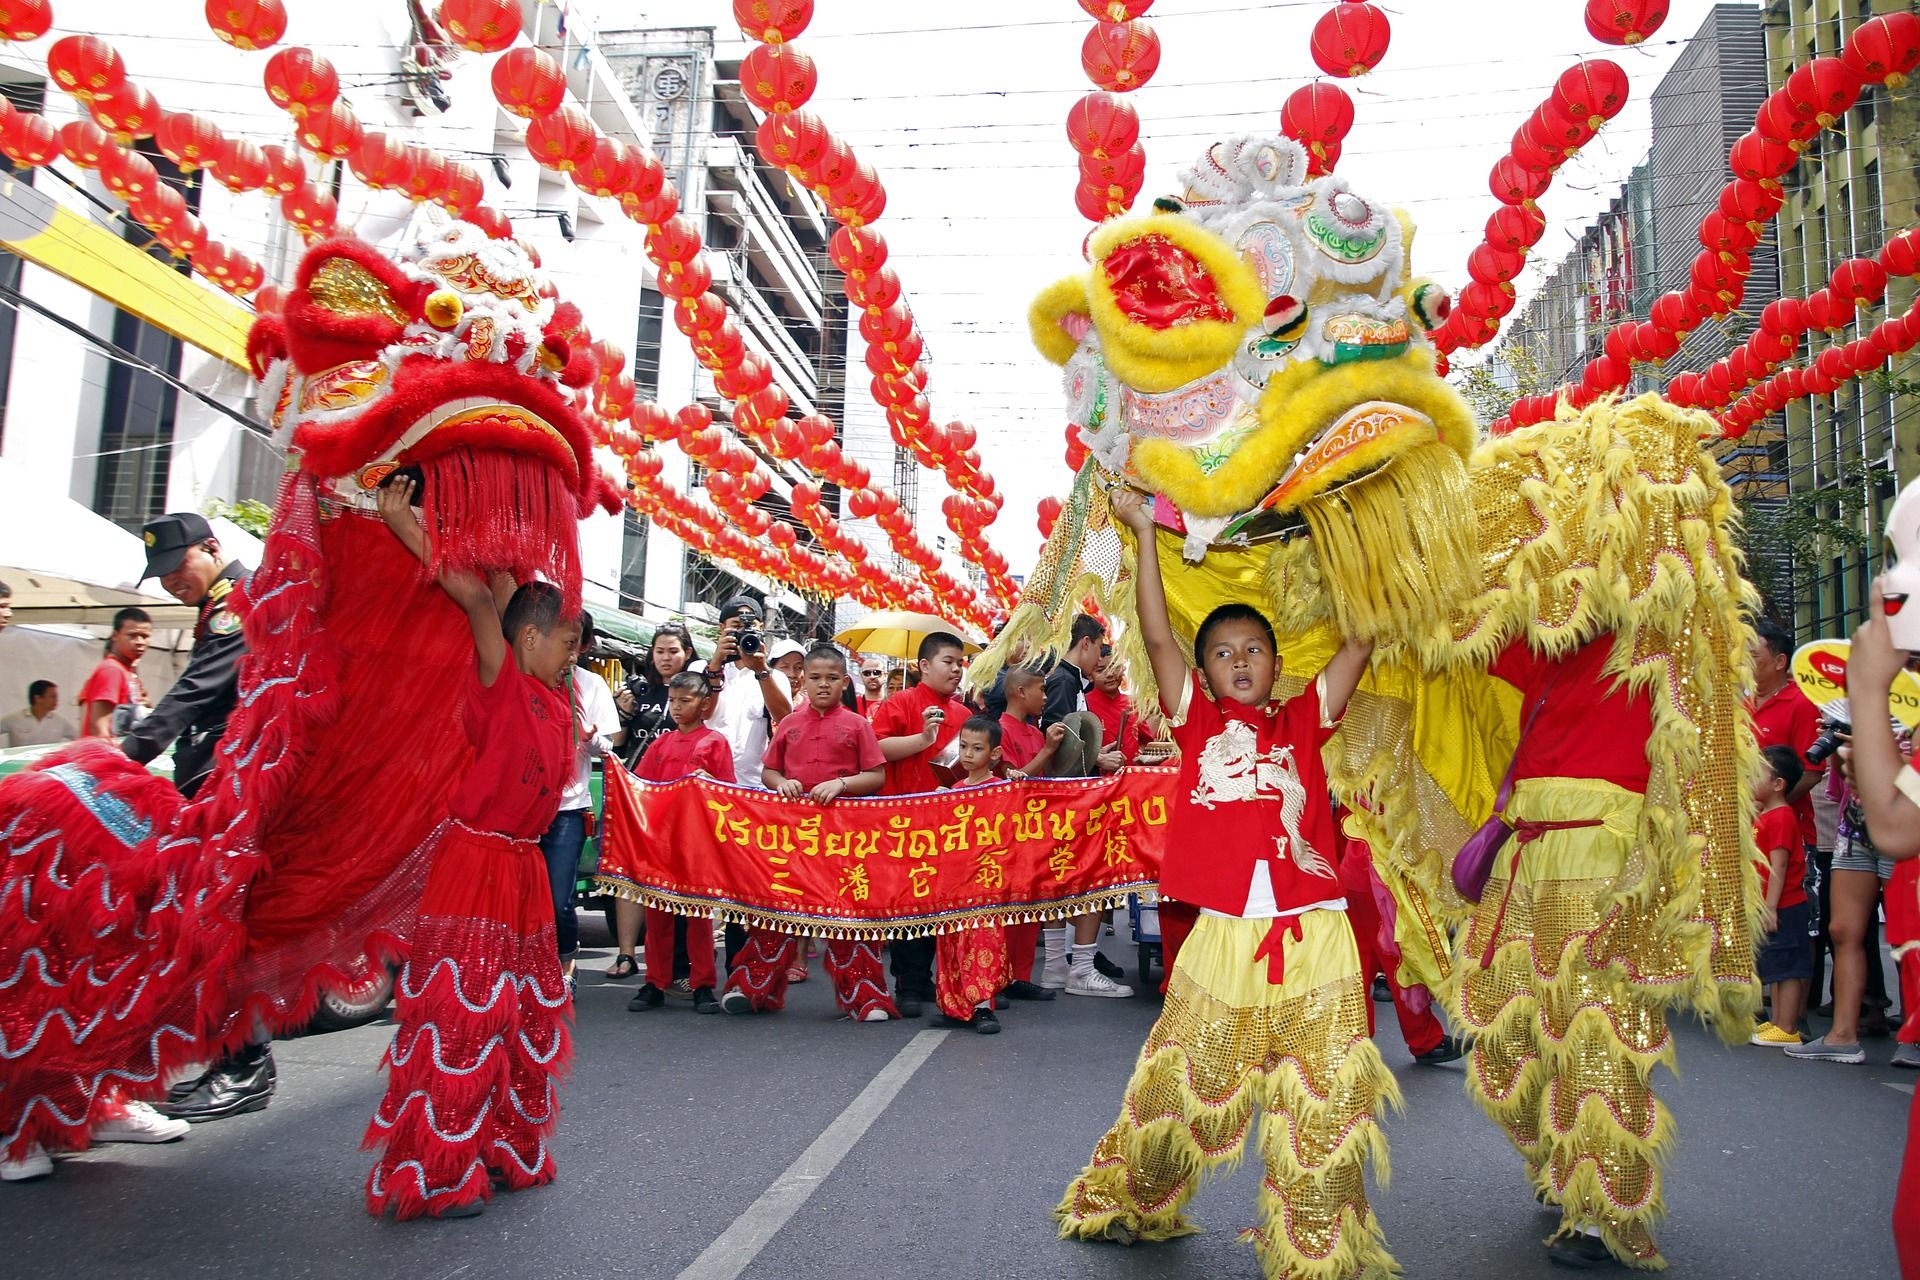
[{"xmin": 1003, "ymin": 135, "xmax": 1762, "ymax": 1272}]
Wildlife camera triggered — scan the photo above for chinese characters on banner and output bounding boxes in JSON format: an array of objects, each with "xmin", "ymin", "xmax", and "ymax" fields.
[{"xmin": 594, "ymin": 760, "xmax": 1175, "ymax": 938}]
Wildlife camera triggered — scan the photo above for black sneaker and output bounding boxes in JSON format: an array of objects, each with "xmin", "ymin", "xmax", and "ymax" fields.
[
  {"xmin": 1005, "ymin": 980, "xmax": 1057, "ymax": 1001},
  {"xmin": 1413, "ymin": 1034, "xmax": 1465, "ymax": 1066},
  {"xmin": 993, "ymin": 992, "xmax": 1010, "ymax": 1010},
  {"xmin": 1546, "ymin": 1233, "xmax": 1617, "ymax": 1269},
  {"xmin": 895, "ymin": 989, "xmax": 923, "ymax": 1018},
  {"xmin": 1371, "ymin": 976, "xmax": 1392, "ymax": 1003},
  {"xmin": 1093, "ymin": 951, "xmax": 1125, "ymax": 982},
  {"xmin": 972, "ymin": 1007, "xmax": 1001, "ymax": 1035},
  {"xmin": 692, "ymin": 985, "xmax": 720, "ymax": 1014},
  {"xmin": 628, "ymin": 983, "xmax": 664, "ymax": 1011}
]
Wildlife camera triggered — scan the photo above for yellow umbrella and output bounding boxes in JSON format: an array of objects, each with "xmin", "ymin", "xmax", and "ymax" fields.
[{"xmin": 832, "ymin": 610, "xmax": 984, "ymax": 660}]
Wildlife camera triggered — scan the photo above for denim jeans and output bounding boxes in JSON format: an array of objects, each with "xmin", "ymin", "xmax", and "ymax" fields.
[{"xmin": 538, "ymin": 808, "xmax": 587, "ymax": 960}]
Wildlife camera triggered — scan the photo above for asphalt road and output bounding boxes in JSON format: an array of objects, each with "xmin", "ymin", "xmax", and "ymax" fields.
[{"xmin": 3, "ymin": 919, "xmax": 1909, "ymax": 1280}]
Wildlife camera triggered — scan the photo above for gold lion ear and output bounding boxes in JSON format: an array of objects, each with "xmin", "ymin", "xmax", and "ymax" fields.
[
  {"xmin": 1029, "ymin": 274, "xmax": 1092, "ymax": 366},
  {"xmin": 306, "ymin": 255, "xmax": 410, "ymax": 325}
]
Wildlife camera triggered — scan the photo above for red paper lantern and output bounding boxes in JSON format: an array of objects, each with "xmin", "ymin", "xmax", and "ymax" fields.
[
  {"xmin": 0, "ymin": 1, "xmax": 52, "ymax": 41},
  {"xmin": 1311, "ymin": 2, "xmax": 1390, "ymax": 77},
  {"xmin": 1719, "ymin": 178, "xmax": 1782, "ymax": 228},
  {"xmin": 646, "ymin": 215, "xmax": 703, "ymax": 265},
  {"xmin": 828, "ymin": 165, "xmax": 885, "ymax": 227},
  {"xmin": 1755, "ymin": 90, "xmax": 1822, "ymax": 150},
  {"xmin": 436, "ymin": 161, "xmax": 484, "ymax": 216},
  {"xmin": 1730, "ymin": 131, "xmax": 1796, "ymax": 182},
  {"xmin": 1804, "ymin": 288, "xmax": 1848, "ymax": 331},
  {"xmin": 48, "ymin": 36, "xmax": 126, "ymax": 102},
  {"xmin": 131, "ymin": 182, "xmax": 188, "ymax": 232},
  {"xmin": 157, "ymin": 214, "xmax": 207, "ymax": 260},
  {"xmin": 213, "ymin": 138, "xmax": 269, "ymax": 192},
  {"xmin": 1081, "ymin": 20, "xmax": 1161, "ymax": 93},
  {"xmin": 1037, "ymin": 496, "xmax": 1064, "ymax": 538},
  {"xmin": 740, "ymin": 42, "xmax": 818, "ymax": 114},
  {"xmin": 754, "ymin": 109, "xmax": 829, "ymax": 171},
  {"xmin": 467, "ymin": 205, "xmax": 512, "ymax": 239},
  {"xmin": 1759, "ymin": 297, "xmax": 1807, "ymax": 336},
  {"xmin": 733, "ymin": 0, "xmax": 814, "ymax": 44},
  {"xmin": 1784, "ymin": 56, "xmax": 1863, "ymax": 127},
  {"xmin": 1584, "ymin": 0, "xmax": 1669, "ymax": 46},
  {"xmin": 438, "ymin": 0, "xmax": 521, "ymax": 54},
  {"xmin": 399, "ymin": 150, "xmax": 447, "ymax": 203},
  {"xmin": 206, "ymin": 0, "xmax": 288, "ymax": 51},
  {"xmin": 264, "ymin": 48, "xmax": 339, "ymax": 116},
  {"xmin": 1582, "ymin": 354, "xmax": 1630, "ymax": 393},
  {"xmin": 1066, "ymin": 92, "xmax": 1140, "ymax": 160},
  {"xmin": 1489, "ymin": 202, "xmax": 1551, "ymax": 253},
  {"xmin": 1697, "ymin": 210, "xmax": 1759, "ymax": 259},
  {"xmin": 1489, "ymin": 154, "xmax": 1550, "ymax": 206},
  {"xmin": 260, "ymin": 143, "xmax": 304, "ymax": 194},
  {"xmin": 1831, "ymin": 256, "xmax": 1889, "ymax": 305},
  {"xmin": 657, "ymin": 257, "xmax": 713, "ymax": 302},
  {"xmin": 349, "ymin": 131, "xmax": 412, "ymax": 190},
  {"xmin": 576, "ymin": 135, "xmax": 638, "ymax": 198},
  {"xmin": 1468, "ymin": 243, "xmax": 1526, "ymax": 291},
  {"xmin": 1530, "ymin": 102, "xmax": 1596, "ymax": 159},
  {"xmin": 492, "ymin": 47, "xmax": 566, "ymax": 120},
  {"xmin": 90, "ymin": 85, "xmax": 160, "ymax": 141},
  {"xmin": 1553, "ymin": 59, "xmax": 1630, "ymax": 129},
  {"xmin": 1508, "ymin": 122, "xmax": 1560, "ymax": 175},
  {"xmin": 1882, "ymin": 227, "xmax": 1920, "ymax": 279},
  {"xmin": 156, "ymin": 112, "xmax": 225, "ymax": 172},
  {"xmin": 57, "ymin": 119, "xmax": 113, "ymax": 169},
  {"xmin": 1649, "ymin": 291, "xmax": 1700, "ymax": 335},
  {"xmin": 295, "ymin": 99, "xmax": 361, "ymax": 160},
  {"xmin": 1842, "ymin": 12, "xmax": 1920, "ymax": 89},
  {"xmin": 829, "ymin": 225, "xmax": 887, "ymax": 277},
  {"xmin": 280, "ymin": 183, "xmax": 336, "ymax": 233},
  {"xmin": 526, "ymin": 106, "xmax": 596, "ymax": 172},
  {"xmin": 1280, "ymin": 81, "xmax": 1355, "ymax": 161},
  {"xmin": 101, "ymin": 146, "xmax": 159, "ymax": 203}
]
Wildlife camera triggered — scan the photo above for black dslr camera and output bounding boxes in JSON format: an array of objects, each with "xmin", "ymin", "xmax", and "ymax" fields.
[
  {"xmin": 735, "ymin": 625, "xmax": 764, "ymax": 657},
  {"xmin": 1806, "ymin": 717, "xmax": 1850, "ymax": 766}
]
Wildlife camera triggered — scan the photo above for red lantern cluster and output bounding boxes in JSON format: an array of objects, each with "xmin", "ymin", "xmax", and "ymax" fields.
[
  {"xmin": 1064, "ymin": 2, "xmax": 1155, "ymax": 224},
  {"xmin": 1309, "ymin": 2, "xmax": 1390, "ymax": 79},
  {"xmin": 1435, "ymin": 59, "xmax": 1629, "ymax": 354}
]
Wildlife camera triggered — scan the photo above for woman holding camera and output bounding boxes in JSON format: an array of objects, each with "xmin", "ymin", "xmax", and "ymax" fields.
[{"xmin": 605, "ymin": 621, "xmax": 701, "ymax": 980}]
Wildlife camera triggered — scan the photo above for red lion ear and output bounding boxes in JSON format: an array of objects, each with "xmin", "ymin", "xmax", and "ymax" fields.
[
  {"xmin": 281, "ymin": 237, "xmax": 417, "ymax": 373},
  {"xmin": 583, "ymin": 469, "xmax": 625, "ymax": 517},
  {"xmin": 246, "ymin": 314, "xmax": 288, "ymax": 379}
]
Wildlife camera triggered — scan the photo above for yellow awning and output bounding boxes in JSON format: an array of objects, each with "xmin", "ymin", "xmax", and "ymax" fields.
[{"xmin": 0, "ymin": 173, "xmax": 253, "ymax": 369}]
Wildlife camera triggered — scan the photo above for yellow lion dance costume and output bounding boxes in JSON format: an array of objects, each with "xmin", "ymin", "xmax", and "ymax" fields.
[{"xmin": 975, "ymin": 135, "xmax": 1761, "ymax": 1275}]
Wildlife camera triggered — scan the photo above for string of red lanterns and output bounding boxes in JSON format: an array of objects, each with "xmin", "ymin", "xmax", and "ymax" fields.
[
  {"xmin": 1493, "ymin": 13, "xmax": 1919, "ymax": 435},
  {"xmin": 1065, "ymin": 0, "xmax": 1155, "ymax": 224}
]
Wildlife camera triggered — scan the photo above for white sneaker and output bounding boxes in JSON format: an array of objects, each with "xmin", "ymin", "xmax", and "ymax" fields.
[
  {"xmin": 94, "ymin": 1100, "xmax": 189, "ymax": 1144},
  {"xmin": 1, "ymin": 1142, "xmax": 52, "ymax": 1181},
  {"xmin": 1066, "ymin": 968, "xmax": 1133, "ymax": 998}
]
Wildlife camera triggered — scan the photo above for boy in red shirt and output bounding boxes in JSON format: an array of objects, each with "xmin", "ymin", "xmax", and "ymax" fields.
[
  {"xmin": 929, "ymin": 716, "xmax": 1019, "ymax": 1034},
  {"xmin": 721, "ymin": 645, "xmax": 896, "ymax": 1022},
  {"xmin": 871, "ymin": 632, "xmax": 973, "ymax": 1017},
  {"xmin": 1751, "ymin": 744, "xmax": 1814, "ymax": 1048},
  {"xmin": 628, "ymin": 671, "xmax": 733, "ymax": 1015},
  {"xmin": 365, "ymin": 477, "xmax": 579, "ymax": 1220},
  {"xmin": 1058, "ymin": 489, "xmax": 1395, "ymax": 1278},
  {"xmin": 76, "ymin": 606, "xmax": 152, "ymax": 738},
  {"xmin": 997, "ymin": 669, "xmax": 1067, "ymax": 1000}
]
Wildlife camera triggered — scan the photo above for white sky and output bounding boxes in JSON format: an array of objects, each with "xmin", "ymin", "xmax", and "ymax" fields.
[{"xmin": 603, "ymin": 0, "xmax": 1740, "ymax": 575}]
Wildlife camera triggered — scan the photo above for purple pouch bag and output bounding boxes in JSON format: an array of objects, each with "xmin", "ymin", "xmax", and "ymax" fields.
[{"xmin": 1450, "ymin": 673, "xmax": 1557, "ymax": 903}]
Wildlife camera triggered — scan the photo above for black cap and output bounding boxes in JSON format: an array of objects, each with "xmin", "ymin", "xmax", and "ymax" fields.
[
  {"xmin": 140, "ymin": 512, "xmax": 215, "ymax": 580},
  {"xmin": 716, "ymin": 594, "xmax": 762, "ymax": 623}
]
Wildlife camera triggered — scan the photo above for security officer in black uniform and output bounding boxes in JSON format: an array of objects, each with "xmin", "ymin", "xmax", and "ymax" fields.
[{"xmin": 126, "ymin": 513, "xmax": 277, "ymax": 1123}]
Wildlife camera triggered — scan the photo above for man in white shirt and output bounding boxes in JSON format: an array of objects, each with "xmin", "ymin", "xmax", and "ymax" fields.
[
  {"xmin": 537, "ymin": 613, "xmax": 625, "ymax": 988},
  {"xmin": 704, "ymin": 595, "xmax": 793, "ymax": 787},
  {"xmin": 2, "ymin": 680, "xmax": 77, "ymax": 747}
]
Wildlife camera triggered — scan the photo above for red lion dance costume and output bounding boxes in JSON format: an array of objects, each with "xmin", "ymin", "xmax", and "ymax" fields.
[{"xmin": 0, "ymin": 222, "xmax": 613, "ymax": 1206}]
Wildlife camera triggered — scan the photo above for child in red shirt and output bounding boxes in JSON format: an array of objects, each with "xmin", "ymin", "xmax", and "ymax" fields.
[
  {"xmin": 628, "ymin": 670, "xmax": 733, "ymax": 1014},
  {"xmin": 871, "ymin": 632, "xmax": 973, "ymax": 1016},
  {"xmin": 721, "ymin": 645, "xmax": 895, "ymax": 1022},
  {"xmin": 1058, "ymin": 488, "xmax": 1395, "ymax": 1277},
  {"xmin": 1751, "ymin": 744, "xmax": 1813, "ymax": 1047},
  {"xmin": 996, "ymin": 669, "xmax": 1067, "ymax": 999},
  {"xmin": 365, "ymin": 476, "xmax": 580, "ymax": 1221},
  {"xmin": 929, "ymin": 716, "xmax": 1020, "ymax": 1034}
]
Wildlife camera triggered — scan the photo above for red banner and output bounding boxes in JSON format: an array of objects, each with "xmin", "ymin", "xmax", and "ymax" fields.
[{"xmin": 594, "ymin": 760, "xmax": 1175, "ymax": 938}]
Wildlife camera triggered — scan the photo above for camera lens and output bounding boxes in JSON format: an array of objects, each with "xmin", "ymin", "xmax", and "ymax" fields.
[{"xmin": 737, "ymin": 628, "xmax": 763, "ymax": 656}]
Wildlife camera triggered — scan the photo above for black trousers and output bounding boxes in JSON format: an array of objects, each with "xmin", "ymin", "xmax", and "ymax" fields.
[{"xmin": 890, "ymin": 936, "xmax": 935, "ymax": 997}]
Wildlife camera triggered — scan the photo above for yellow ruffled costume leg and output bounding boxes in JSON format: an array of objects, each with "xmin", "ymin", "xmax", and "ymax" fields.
[
  {"xmin": 1448, "ymin": 777, "xmax": 1673, "ymax": 1271},
  {"xmin": 1057, "ymin": 911, "xmax": 1401, "ymax": 1280}
]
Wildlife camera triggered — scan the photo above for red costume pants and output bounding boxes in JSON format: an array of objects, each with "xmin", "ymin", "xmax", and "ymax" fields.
[
  {"xmin": 1005, "ymin": 921, "xmax": 1039, "ymax": 982},
  {"xmin": 644, "ymin": 906, "xmax": 715, "ymax": 990},
  {"xmin": 935, "ymin": 925, "xmax": 1011, "ymax": 1020},
  {"xmin": 365, "ymin": 824, "xmax": 571, "ymax": 1219},
  {"xmin": 725, "ymin": 928, "xmax": 897, "ymax": 1020}
]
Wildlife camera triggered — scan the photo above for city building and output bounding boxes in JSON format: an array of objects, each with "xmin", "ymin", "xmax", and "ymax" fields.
[{"xmin": 1763, "ymin": 0, "xmax": 1919, "ymax": 637}]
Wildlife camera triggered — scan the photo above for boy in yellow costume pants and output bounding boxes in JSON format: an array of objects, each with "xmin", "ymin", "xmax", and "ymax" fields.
[{"xmin": 1057, "ymin": 489, "xmax": 1397, "ymax": 1280}]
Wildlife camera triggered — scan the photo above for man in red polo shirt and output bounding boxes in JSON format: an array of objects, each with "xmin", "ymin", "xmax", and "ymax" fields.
[
  {"xmin": 720, "ymin": 644, "xmax": 895, "ymax": 1022},
  {"xmin": 871, "ymin": 630, "xmax": 973, "ymax": 1017}
]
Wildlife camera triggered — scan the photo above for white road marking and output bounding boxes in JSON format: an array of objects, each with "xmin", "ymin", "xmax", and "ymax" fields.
[
  {"xmin": 675, "ymin": 1029, "xmax": 951, "ymax": 1280},
  {"xmin": 1886, "ymin": 1082, "xmax": 1916, "ymax": 1096}
]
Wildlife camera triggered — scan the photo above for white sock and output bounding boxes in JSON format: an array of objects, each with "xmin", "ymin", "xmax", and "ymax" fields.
[
  {"xmin": 974, "ymin": 999, "xmax": 991, "ymax": 1012},
  {"xmin": 1042, "ymin": 926, "xmax": 1069, "ymax": 966},
  {"xmin": 1070, "ymin": 942, "xmax": 1097, "ymax": 977}
]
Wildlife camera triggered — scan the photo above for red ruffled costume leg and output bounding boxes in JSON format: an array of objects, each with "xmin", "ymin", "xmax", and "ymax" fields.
[
  {"xmin": 723, "ymin": 929, "xmax": 795, "ymax": 1012},
  {"xmin": 1004, "ymin": 922, "xmax": 1040, "ymax": 983},
  {"xmin": 935, "ymin": 926, "xmax": 1011, "ymax": 1020},
  {"xmin": 364, "ymin": 826, "xmax": 572, "ymax": 1219},
  {"xmin": 822, "ymin": 941, "xmax": 899, "ymax": 1021}
]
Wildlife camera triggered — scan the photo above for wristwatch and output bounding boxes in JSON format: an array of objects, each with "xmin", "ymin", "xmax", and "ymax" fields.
[{"xmin": 754, "ymin": 670, "xmax": 771, "ymax": 680}]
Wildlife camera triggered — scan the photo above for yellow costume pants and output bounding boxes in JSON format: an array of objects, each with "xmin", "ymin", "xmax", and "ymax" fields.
[
  {"xmin": 1056, "ymin": 910, "xmax": 1399, "ymax": 1280},
  {"xmin": 1450, "ymin": 777, "xmax": 1672, "ymax": 1270}
]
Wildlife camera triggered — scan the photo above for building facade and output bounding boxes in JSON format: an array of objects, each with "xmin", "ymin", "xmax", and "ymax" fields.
[{"xmin": 1763, "ymin": 0, "xmax": 1919, "ymax": 638}]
